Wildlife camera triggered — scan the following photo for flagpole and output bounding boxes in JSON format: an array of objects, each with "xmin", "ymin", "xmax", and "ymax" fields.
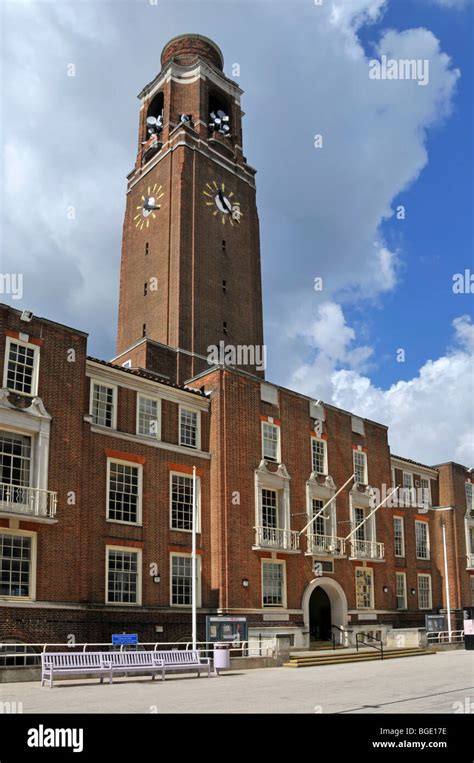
[{"xmin": 192, "ymin": 465, "xmax": 197, "ymax": 651}]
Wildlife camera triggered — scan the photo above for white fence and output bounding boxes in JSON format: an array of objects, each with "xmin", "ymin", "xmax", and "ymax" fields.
[{"xmin": 0, "ymin": 639, "xmax": 278, "ymax": 668}]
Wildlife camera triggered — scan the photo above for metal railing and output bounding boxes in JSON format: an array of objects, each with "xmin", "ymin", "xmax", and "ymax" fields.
[
  {"xmin": 307, "ymin": 533, "xmax": 345, "ymax": 557},
  {"xmin": 254, "ymin": 526, "xmax": 300, "ymax": 551},
  {"xmin": 0, "ymin": 639, "xmax": 278, "ymax": 668},
  {"xmin": 426, "ymin": 630, "xmax": 464, "ymax": 645},
  {"xmin": 331, "ymin": 623, "xmax": 352, "ymax": 648},
  {"xmin": 350, "ymin": 539, "xmax": 385, "ymax": 561},
  {"xmin": 0, "ymin": 483, "xmax": 57, "ymax": 519},
  {"xmin": 356, "ymin": 631, "xmax": 384, "ymax": 659}
]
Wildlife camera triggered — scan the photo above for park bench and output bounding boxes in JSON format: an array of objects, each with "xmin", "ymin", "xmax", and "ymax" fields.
[
  {"xmin": 41, "ymin": 652, "xmax": 113, "ymax": 688},
  {"xmin": 154, "ymin": 649, "xmax": 211, "ymax": 679},
  {"xmin": 41, "ymin": 650, "xmax": 164, "ymax": 688}
]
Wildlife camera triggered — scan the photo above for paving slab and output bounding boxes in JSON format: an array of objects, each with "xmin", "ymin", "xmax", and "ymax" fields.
[{"xmin": 0, "ymin": 650, "xmax": 472, "ymax": 714}]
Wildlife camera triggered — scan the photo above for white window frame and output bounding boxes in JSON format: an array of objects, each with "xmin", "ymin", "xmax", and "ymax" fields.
[
  {"xmin": 169, "ymin": 552, "xmax": 201, "ymax": 607},
  {"xmin": 415, "ymin": 520, "xmax": 430, "ymax": 560},
  {"xmin": 393, "ymin": 516, "xmax": 405, "ymax": 558},
  {"xmin": 0, "ymin": 528, "xmax": 37, "ymax": 601},
  {"xmin": 466, "ymin": 483, "xmax": 474, "ymax": 514},
  {"xmin": 3, "ymin": 337, "xmax": 40, "ymax": 397},
  {"xmin": 136, "ymin": 394, "xmax": 162, "ymax": 440},
  {"xmin": 353, "ymin": 449, "xmax": 368, "ymax": 484},
  {"xmin": 169, "ymin": 471, "xmax": 201, "ymax": 534},
  {"xmin": 261, "ymin": 559, "xmax": 287, "ymax": 608},
  {"xmin": 178, "ymin": 406, "xmax": 201, "ymax": 450},
  {"xmin": 311, "ymin": 437, "xmax": 328, "ymax": 475},
  {"xmin": 417, "ymin": 573, "xmax": 432, "ymax": 610},
  {"xmin": 105, "ymin": 545, "xmax": 142, "ymax": 606},
  {"xmin": 420, "ymin": 477, "xmax": 431, "ymax": 507},
  {"xmin": 355, "ymin": 566, "xmax": 374, "ymax": 609},
  {"xmin": 395, "ymin": 571, "xmax": 407, "ymax": 610},
  {"xmin": 261, "ymin": 420, "xmax": 281, "ymax": 463},
  {"xmin": 106, "ymin": 457, "xmax": 143, "ymax": 526},
  {"xmin": 90, "ymin": 379, "xmax": 117, "ymax": 430},
  {"xmin": 402, "ymin": 471, "xmax": 414, "ymax": 490}
]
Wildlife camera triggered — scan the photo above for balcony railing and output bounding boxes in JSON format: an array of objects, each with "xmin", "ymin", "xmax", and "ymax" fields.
[
  {"xmin": 0, "ymin": 483, "xmax": 57, "ymax": 519},
  {"xmin": 254, "ymin": 526, "xmax": 300, "ymax": 552},
  {"xmin": 350, "ymin": 539, "xmax": 385, "ymax": 561},
  {"xmin": 307, "ymin": 533, "xmax": 345, "ymax": 557},
  {"xmin": 467, "ymin": 553, "xmax": 474, "ymax": 569}
]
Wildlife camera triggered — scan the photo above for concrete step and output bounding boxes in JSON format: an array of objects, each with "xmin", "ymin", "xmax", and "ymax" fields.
[{"xmin": 283, "ymin": 647, "xmax": 436, "ymax": 668}]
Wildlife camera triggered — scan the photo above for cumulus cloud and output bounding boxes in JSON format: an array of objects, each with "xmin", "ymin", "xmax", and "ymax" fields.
[{"xmin": 329, "ymin": 316, "xmax": 474, "ymax": 465}]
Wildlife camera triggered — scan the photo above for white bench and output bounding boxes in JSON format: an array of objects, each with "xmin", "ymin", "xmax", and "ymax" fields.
[
  {"xmin": 154, "ymin": 649, "xmax": 211, "ymax": 679},
  {"xmin": 41, "ymin": 652, "xmax": 112, "ymax": 688},
  {"xmin": 41, "ymin": 651, "xmax": 164, "ymax": 688},
  {"xmin": 106, "ymin": 650, "xmax": 164, "ymax": 681}
]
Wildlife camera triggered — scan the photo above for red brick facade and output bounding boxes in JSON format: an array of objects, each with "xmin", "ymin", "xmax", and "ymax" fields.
[{"xmin": 1, "ymin": 35, "xmax": 472, "ymax": 654}]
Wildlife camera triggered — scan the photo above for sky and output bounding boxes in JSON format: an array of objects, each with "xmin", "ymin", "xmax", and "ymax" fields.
[{"xmin": 1, "ymin": 0, "xmax": 473, "ymax": 466}]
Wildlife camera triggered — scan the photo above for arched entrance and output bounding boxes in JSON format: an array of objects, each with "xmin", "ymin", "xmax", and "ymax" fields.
[
  {"xmin": 309, "ymin": 587, "xmax": 331, "ymax": 641},
  {"xmin": 302, "ymin": 577, "xmax": 348, "ymax": 646}
]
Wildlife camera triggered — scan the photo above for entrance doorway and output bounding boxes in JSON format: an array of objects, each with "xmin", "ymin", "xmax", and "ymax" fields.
[{"xmin": 309, "ymin": 586, "xmax": 331, "ymax": 642}]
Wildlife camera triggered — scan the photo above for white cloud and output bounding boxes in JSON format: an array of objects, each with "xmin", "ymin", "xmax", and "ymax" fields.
[
  {"xmin": 431, "ymin": 0, "xmax": 470, "ymax": 9},
  {"xmin": 327, "ymin": 316, "xmax": 474, "ymax": 466}
]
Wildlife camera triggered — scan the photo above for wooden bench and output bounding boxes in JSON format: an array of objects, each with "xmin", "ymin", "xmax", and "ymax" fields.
[
  {"xmin": 41, "ymin": 652, "xmax": 112, "ymax": 688},
  {"xmin": 154, "ymin": 649, "xmax": 211, "ymax": 679},
  {"xmin": 41, "ymin": 651, "xmax": 164, "ymax": 688}
]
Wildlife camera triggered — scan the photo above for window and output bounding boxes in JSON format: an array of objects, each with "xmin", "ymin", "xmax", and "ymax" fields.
[
  {"xmin": 222, "ymin": 280, "xmax": 227, "ymax": 293},
  {"xmin": 420, "ymin": 477, "xmax": 431, "ymax": 506},
  {"xmin": 353, "ymin": 450, "xmax": 367, "ymax": 483},
  {"xmin": 171, "ymin": 473, "xmax": 199, "ymax": 532},
  {"xmin": 262, "ymin": 560, "xmax": 285, "ymax": 607},
  {"xmin": 466, "ymin": 483, "xmax": 474, "ymax": 514},
  {"xmin": 312, "ymin": 499, "xmax": 326, "ymax": 536},
  {"xmin": 354, "ymin": 506, "xmax": 367, "ymax": 541},
  {"xmin": 3, "ymin": 338, "xmax": 39, "ymax": 396},
  {"xmin": 396, "ymin": 572, "xmax": 407, "ymax": 610},
  {"xmin": 0, "ymin": 431, "xmax": 32, "ymax": 502},
  {"xmin": 418, "ymin": 574, "xmax": 432, "ymax": 610},
  {"xmin": 0, "ymin": 532, "xmax": 35, "ymax": 598},
  {"xmin": 170, "ymin": 553, "xmax": 200, "ymax": 606},
  {"xmin": 393, "ymin": 516, "xmax": 405, "ymax": 557},
  {"xmin": 261, "ymin": 488, "xmax": 278, "ymax": 529},
  {"xmin": 144, "ymin": 282, "xmax": 148, "ymax": 296},
  {"xmin": 311, "ymin": 438, "xmax": 327, "ymax": 475},
  {"xmin": 402, "ymin": 471, "xmax": 413, "ymax": 489},
  {"xmin": 106, "ymin": 547, "xmax": 141, "ymax": 604},
  {"xmin": 355, "ymin": 567, "xmax": 374, "ymax": 609},
  {"xmin": 107, "ymin": 460, "xmax": 142, "ymax": 524},
  {"xmin": 142, "ymin": 324, "xmax": 147, "ymax": 337},
  {"xmin": 91, "ymin": 381, "xmax": 116, "ymax": 428},
  {"xmin": 415, "ymin": 520, "xmax": 430, "ymax": 560},
  {"xmin": 145, "ymin": 242, "xmax": 149, "ymax": 256},
  {"xmin": 137, "ymin": 396, "xmax": 160, "ymax": 439},
  {"xmin": 179, "ymin": 408, "xmax": 200, "ymax": 449},
  {"xmin": 262, "ymin": 422, "xmax": 280, "ymax": 462}
]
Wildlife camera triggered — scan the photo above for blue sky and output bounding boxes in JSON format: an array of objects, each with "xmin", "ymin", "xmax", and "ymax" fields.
[{"xmin": 1, "ymin": 0, "xmax": 473, "ymax": 464}]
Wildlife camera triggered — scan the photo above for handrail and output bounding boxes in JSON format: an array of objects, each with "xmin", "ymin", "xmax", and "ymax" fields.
[
  {"xmin": 356, "ymin": 631, "xmax": 384, "ymax": 660},
  {"xmin": 330, "ymin": 623, "xmax": 352, "ymax": 649}
]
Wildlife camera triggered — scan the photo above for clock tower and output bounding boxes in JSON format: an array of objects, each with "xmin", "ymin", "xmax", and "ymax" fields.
[{"xmin": 115, "ymin": 34, "xmax": 265, "ymax": 383}]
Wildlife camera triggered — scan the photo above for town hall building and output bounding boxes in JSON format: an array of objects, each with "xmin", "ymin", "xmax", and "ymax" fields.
[{"xmin": 1, "ymin": 35, "xmax": 473, "ymax": 658}]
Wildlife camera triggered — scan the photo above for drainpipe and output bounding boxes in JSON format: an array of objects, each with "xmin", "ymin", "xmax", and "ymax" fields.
[{"xmin": 441, "ymin": 520, "xmax": 452, "ymax": 642}]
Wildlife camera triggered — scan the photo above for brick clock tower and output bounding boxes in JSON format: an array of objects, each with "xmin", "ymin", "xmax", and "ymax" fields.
[{"xmin": 115, "ymin": 34, "xmax": 265, "ymax": 384}]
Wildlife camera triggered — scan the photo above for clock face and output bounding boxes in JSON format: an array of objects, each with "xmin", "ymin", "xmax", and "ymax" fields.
[
  {"xmin": 203, "ymin": 181, "xmax": 242, "ymax": 226},
  {"xmin": 133, "ymin": 184, "xmax": 164, "ymax": 230}
]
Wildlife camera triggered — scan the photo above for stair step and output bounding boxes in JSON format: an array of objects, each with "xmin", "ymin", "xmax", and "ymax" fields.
[{"xmin": 284, "ymin": 649, "xmax": 435, "ymax": 668}]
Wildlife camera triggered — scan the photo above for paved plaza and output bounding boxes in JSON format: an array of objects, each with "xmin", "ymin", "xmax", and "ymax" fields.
[{"xmin": 1, "ymin": 650, "xmax": 472, "ymax": 714}]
